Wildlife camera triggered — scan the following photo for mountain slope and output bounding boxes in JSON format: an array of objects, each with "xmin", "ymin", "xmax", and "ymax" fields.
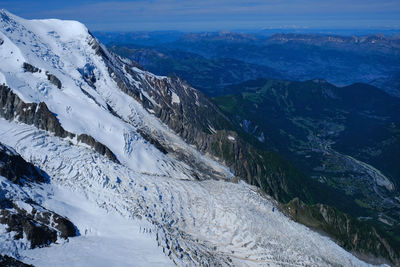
[{"xmin": 0, "ymin": 10, "xmax": 394, "ymax": 266}]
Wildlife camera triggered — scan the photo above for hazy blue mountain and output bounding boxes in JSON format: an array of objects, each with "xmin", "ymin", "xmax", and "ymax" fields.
[
  {"xmin": 109, "ymin": 44, "xmax": 283, "ymax": 95},
  {"xmin": 105, "ymin": 31, "xmax": 400, "ymax": 97}
]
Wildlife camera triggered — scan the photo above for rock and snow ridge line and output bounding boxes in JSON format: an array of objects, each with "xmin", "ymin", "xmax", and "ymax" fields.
[{"xmin": 0, "ymin": 9, "xmax": 381, "ymax": 266}]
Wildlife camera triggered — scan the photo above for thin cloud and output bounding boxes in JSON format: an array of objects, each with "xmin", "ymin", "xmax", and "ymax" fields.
[{"xmin": 2, "ymin": 0, "xmax": 400, "ymax": 31}]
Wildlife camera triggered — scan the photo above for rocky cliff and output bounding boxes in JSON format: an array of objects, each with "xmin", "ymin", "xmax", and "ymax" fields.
[{"xmin": 0, "ymin": 84, "xmax": 118, "ymax": 163}]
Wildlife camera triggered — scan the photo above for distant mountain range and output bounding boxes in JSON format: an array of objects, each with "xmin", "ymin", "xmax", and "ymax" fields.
[
  {"xmin": 110, "ymin": 44, "xmax": 283, "ymax": 95},
  {"xmin": 105, "ymin": 31, "xmax": 400, "ymax": 97}
]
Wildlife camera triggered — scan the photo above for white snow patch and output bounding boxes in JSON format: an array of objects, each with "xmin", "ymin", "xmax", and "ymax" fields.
[
  {"xmin": 14, "ymin": 200, "xmax": 33, "ymax": 214},
  {"xmin": 171, "ymin": 91, "xmax": 180, "ymax": 104}
]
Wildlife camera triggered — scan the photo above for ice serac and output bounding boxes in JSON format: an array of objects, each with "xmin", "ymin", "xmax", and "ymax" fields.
[{"xmin": 0, "ymin": 9, "xmax": 389, "ymax": 266}]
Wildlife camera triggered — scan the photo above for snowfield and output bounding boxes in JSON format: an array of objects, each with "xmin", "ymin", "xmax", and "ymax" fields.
[
  {"xmin": 0, "ymin": 9, "xmax": 380, "ymax": 266},
  {"xmin": 21, "ymin": 185, "xmax": 174, "ymax": 267}
]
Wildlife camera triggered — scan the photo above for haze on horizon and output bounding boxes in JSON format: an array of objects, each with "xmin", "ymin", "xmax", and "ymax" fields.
[{"xmin": 1, "ymin": 0, "xmax": 399, "ymax": 32}]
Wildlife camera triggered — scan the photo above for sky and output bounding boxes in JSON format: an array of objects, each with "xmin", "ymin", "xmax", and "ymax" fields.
[{"xmin": 1, "ymin": 0, "xmax": 400, "ymax": 32}]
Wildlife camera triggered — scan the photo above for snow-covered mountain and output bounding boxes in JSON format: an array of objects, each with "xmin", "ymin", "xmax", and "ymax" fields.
[{"xmin": 0, "ymin": 10, "xmax": 383, "ymax": 266}]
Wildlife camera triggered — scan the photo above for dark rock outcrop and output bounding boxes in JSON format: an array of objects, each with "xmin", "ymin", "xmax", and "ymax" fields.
[
  {"xmin": 137, "ymin": 129, "xmax": 168, "ymax": 154},
  {"xmin": 0, "ymin": 143, "xmax": 46, "ymax": 185},
  {"xmin": 77, "ymin": 134, "xmax": 119, "ymax": 163},
  {"xmin": 0, "ymin": 254, "xmax": 33, "ymax": 267},
  {"xmin": 22, "ymin": 63, "xmax": 62, "ymax": 90},
  {"xmin": 45, "ymin": 72, "xmax": 62, "ymax": 89},
  {"xmin": 22, "ymin": 62, "xmax": 62, "ymax": 89},
  {"xmin": 0, "ymin": 202, "xmax": 77, "ymax": 248},
  {"xmin": 0, "ymin": 209, "xmax": 57, "ymax": 248},
  {"xmin": 0, "ymin": 85, "xmax": 118, "ymax": 162},
  {"xmin": 0, "ymin": 85, "xmax": 73, "ymax": 138},
  {"xmin": 53, "ymin": 215, "xmax": 77, "ymax": 238},
  {"xmin": 22, "ymin": 62, "xmax": 40, "ymax": 73}
]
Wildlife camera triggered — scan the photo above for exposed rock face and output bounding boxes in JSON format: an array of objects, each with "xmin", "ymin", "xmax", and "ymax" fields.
[
  {"xmin": 0, "ymin": 143, "xmax": 45, "ymax": 185},
  {"xmin": 0, "ymin": 254, "xmax": 33, "ymax": 267},
  {"xmin": 77, "ymin": 134, "xmax": 119, "ymax": 163},
  {"xmin": 45, "ymin": 72, "xmax": 62, "ymax": 89},
  {"xmin": 136, "ymin": 129, "xmax": 168, "ymax": 154},
  {"xmin": 0, "ymin": 201, "xmax": 76, "ymax": 248},
  {"xmin": 22, "ymin": 62, "xmax": 40, "ymax": 73},
  {"xmin": 0, "ymin": 85, "xmax": 118, "ymax": 162},
  {"xmin": 0, "ymin": 142, "xmax": 77, "ymax": 250},
  {"xmin": 0, "ymin": 208, "xmax": 57, "ymax": 248},
  {"xmin": 22, "ymin": 62, "xmax": 61, "ymax": 90},
  {"xmin": 0, "ymin": 85, "xmax": 73, "ymax": 138},
  {"xmin": 284, "ymin": 198, "xmax": 400, "ymax": 266}
]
